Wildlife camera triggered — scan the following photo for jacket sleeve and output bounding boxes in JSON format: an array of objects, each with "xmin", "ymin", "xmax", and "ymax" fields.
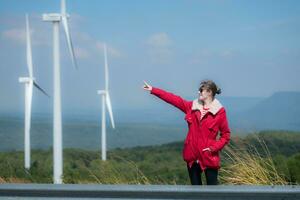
[
  {"xmin": 150, "ymin": 87, "xmax": 191, "ymax": 113},
  {"xmin": 210, "ymin": 109, "xmax": 231, "ymax": 152}
]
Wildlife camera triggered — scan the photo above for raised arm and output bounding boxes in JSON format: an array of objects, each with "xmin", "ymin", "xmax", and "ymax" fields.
[{"xmin": 143, "ymin": 81, "xmax": 191, "ymax": 113}]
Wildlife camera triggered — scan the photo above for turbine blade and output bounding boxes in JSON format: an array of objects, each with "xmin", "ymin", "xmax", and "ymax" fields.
[
  {"xmin": 33, "ymin": 81, "xmax": 50, "ymax": 98},
  {"xmin": 26, "ymin": 14, "xmax": 33, "ymax": 78},
  {"xmin": 62, "ymin": 16, "xmax": 78, "ymax": 69},
  {"xmin": 105, "ymin": 92, "xmax": 115, "ymax": 129},
  {"xmin": 104, "ymin": 43, "xmax": 109, "ymax": 90},
  {"xmin": 61, "ymin": 0, "xmax": 66, "ymax": 15}
]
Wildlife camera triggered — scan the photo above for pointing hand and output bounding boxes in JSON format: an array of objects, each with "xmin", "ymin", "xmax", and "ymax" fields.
[{"xmin": 143, "ymin": 81, "xmax": 152, "ymax": 91}]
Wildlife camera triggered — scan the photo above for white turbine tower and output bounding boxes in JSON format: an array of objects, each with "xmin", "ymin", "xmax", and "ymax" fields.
[
  {"xmin": 97, "ymin": 44, "xmax": 115, "ymax": 161},
  {"xmin": 42, "ymin": 0, "xmax": 77, "ymax": 184},
  {"xmin": 19, "ymin": 14, "xmax": 49, "ymax": 170}
]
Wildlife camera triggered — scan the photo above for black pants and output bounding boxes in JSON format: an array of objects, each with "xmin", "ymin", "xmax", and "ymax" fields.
[{"xmin": 187, "ymin": 162, "xmax": 218, "ymax": 185}]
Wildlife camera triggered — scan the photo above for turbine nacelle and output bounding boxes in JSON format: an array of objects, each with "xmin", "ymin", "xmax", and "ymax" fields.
[
  {"xmin": 19, "ymin": 77, "xmax": 34, "ymax": 83},
  {"xmin": 42, "ymin": 14, "xmax": 62, "ymax": 22},
  {"xmin": 97, "ymin": 90, "xmax": 107, "ymax": 95},
  {"xmin": 42, "ymin": 13, "xmax": 70, "ymax": 22}
]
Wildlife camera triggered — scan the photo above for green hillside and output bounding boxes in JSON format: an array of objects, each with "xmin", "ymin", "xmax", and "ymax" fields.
[{"xmin": 0, "ymin": 131, "xmax": 299, "ymax": 185}]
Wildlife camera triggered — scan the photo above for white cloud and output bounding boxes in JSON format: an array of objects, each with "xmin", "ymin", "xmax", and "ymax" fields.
[
  {"xmin": 70, "ymin": 28, "xmax": 123, "ymax": 60},
  {"xmin": 1, "ymin": 17, "xmax": 51, "ymax": 47},
  {"xmin": 95, "ymin": 41, "xmax": 122, "ymax": 58},
  {"xmin": 146, "ymin": 32, "xmax": 172, "ymax": 47},
  {"xmin": 74, "ymin": 47, "xmax": 90, "ymax": 59},
  {"xmin": 189, "ymin": 48, "xmax": 236, "ymax": 64},
  {"xmin": 2, "ymin": 28, "xmax": 26, "ymax": 44},
  {"xmin": 146, "ymin": 32, "xmax": 173, "ymax": 63},
  {"xmin": 0, "ymin": 14, "xmax": 123, "ymax": 62},
  {"xmin": 188, "ymin": 48, "xmax": 212, "ymax": 65},
  {"xmin": 220, "ymin": 49, "xmax": 235, "ymax": 59},
  {"xmin": 1, "ymin": 27, "xmax": 52, "ymax": 46}
]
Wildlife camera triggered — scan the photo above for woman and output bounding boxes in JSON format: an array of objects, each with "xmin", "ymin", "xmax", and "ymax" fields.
[{"xmin": 143, "ymin": 80, "xmax": 230, "ymax": 185}]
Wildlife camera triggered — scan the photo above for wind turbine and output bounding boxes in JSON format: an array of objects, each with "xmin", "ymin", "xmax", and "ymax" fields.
[
  {"xmin": 97, "ymin": 44, "xmax": 115, "ymax": 161},
  {"xmin": 42, "ymin": 0, "xmax": 77, "ymax": 184},
  {"xmin": 19, "ymin": 14, "xmax": 49, "ymax": 170}
]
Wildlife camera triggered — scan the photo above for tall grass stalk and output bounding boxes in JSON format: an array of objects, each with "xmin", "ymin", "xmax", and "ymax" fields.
[
  {"xmin": 220, "ymin": 134, "xmax": 288, "ymax": 185},
  {"xmin": 77, "ymin": 153, "xmax": 151, "ymax": 184}
]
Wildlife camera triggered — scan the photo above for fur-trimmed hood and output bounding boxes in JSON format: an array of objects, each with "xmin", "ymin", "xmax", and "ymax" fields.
[{"xmin": 192, "ymin": 98, "xmax": 223, "ymax": 115}]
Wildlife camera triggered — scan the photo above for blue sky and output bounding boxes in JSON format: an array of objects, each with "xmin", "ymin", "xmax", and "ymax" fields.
[{"xmin": 0, "ymin": 0, "xmax": 300, "ymax": 115}]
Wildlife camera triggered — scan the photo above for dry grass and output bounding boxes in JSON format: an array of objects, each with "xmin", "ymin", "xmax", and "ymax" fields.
[
  {"xmin": 0, "ymin": 177, "xmax": 31, "ymax": 183},
  {"xmin": 220, "ymin": 134, "xmax": 288, "ymax": 185},
  {"xmin": 77, "ymin": 153, "xmax": 151, "ymax": 184}
]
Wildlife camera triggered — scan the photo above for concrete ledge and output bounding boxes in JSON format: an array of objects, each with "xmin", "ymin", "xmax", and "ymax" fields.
[{"xmin": 0, "ymin": 184, "xmax": 299, "ymax": 199}]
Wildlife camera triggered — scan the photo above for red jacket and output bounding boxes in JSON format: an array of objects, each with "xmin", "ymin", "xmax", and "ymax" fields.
[{"xmin": 151, "ymin": 87, "xmax": 231, "ymax": 171}]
